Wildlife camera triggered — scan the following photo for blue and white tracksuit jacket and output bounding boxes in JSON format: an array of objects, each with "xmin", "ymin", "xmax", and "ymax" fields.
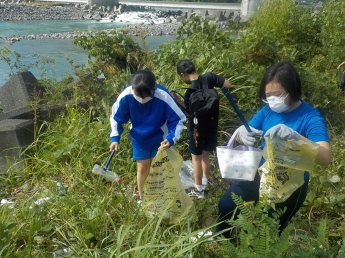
[{"xmin": 110, "ymin": 84, "xmax": 186, "ymax": 151}]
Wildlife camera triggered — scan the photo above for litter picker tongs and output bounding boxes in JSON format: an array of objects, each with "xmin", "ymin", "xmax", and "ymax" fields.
[{"xmin": 221, "ymin": 87, "xmax": 252, "ymax": 133}]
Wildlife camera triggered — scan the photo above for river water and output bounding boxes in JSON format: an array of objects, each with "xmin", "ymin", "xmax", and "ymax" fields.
[{"xmin": 0, "ymin": 19, "xmax": 175, "ymax": 86}]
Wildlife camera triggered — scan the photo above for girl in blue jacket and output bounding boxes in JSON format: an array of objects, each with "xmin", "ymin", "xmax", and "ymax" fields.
[{"xmin": 109, "ymin": 69, "xmax": 186, "ymax": 200}]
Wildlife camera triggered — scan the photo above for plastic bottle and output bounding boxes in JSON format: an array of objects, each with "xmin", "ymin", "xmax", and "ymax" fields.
[
  {"xmin": 102, "ymin": 170, "xmax": 122, "ymax": 183},
  {"xmin": 57, "ymin": 181, "xmax": 66, "ymax": 196},
  {"xmin": 92, "ymin": 164, "xmax": 123, "ymax": 183},
  {"xmin": 53, "ymin": 247, "xmax": 72, "ymax": 258}
]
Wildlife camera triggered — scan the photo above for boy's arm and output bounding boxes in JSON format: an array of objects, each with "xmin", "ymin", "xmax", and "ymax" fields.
[
  {"xmin": 222, "ymin": 79, "xmax": 232, "ymax": 89},
  {"xmin": 207, "ymin": 72, "xmax": 232, "ymax": 89}
]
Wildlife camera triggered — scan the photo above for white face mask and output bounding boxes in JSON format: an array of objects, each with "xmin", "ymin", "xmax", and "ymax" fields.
[
  {"xmin": 133, "ymin": 94, "xmax": 152, "ymax": 104},
  {"xmin": 265, "ymin": 94, "xmax": 289, "ymax": 113}
]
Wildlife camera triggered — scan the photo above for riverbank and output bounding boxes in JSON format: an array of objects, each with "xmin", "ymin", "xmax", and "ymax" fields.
[
  {"xmin": 0, "ymin": 2, "xmax": 182, "ymax": 41},
  {"xmin": 0, "ymin": 1, "xmax": 183, "ymax": 22},
  {"xmin": 0, "ymin": 1, "xmax": 237, "ymax": 42},
  {"xmin": 0, "ymin": 22, "xmax": 180, "ymax": 42}
]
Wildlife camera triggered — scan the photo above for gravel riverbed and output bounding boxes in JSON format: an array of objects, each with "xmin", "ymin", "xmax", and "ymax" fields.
[{"xmin": 0, "ymin": 1, "xmax": 185, "ymax": 42}]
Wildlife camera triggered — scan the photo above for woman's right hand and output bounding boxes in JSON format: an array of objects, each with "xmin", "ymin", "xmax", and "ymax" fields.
[
  {"xmin": 109, "ymin": 142, "xmax": 119, "ymax": 152},
  {"xmin": 236, "ymin": 125, "xmax": 262, "ymax": 146}
]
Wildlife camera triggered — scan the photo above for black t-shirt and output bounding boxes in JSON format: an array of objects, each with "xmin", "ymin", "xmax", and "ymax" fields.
[{"xmin": 184, "ymin": 72, "xmax": 225, "ymax": 132}]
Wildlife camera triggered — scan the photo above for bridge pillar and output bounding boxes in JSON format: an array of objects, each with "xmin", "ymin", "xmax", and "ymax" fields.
[
  {"xmin": 88, "ymin": 0, "xmax": 118, "ymax": 7},
  {"xmin": 241, "ymin": 0, "xmax": 261, "ymax": 20}
]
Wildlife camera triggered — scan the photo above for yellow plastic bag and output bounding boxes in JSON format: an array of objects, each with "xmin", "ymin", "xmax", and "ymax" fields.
[
  {"xmin": 259, "ymin": 137, "xmax": 319, "ymax": 205},
  {"xmin": 142, "ymin": 147, "xmax": 195, "ymax": 224}
]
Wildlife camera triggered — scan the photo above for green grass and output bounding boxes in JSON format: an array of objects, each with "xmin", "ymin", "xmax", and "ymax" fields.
[{"xmin": 1, "ymin": 0, "xmax": 345, "ymax": 256}]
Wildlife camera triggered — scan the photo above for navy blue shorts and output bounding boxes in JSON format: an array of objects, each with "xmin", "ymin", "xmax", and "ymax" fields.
[
  {"xmin": 188, "ymin": 130, "xmax": 217, "ymax": 155},
  {"xmin": 132, "ymin": 146, "xmax": 158, "ymax": 160}
]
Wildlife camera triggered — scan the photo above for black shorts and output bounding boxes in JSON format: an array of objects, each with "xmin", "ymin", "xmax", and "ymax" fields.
[{"xmin": 188, "ymin": 130, "xmax": 217, "ymax": 155}]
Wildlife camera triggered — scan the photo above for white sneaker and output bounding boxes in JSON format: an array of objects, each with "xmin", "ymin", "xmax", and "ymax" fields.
[
  {"xmin": 187, "ymin": 188, "xmax": 204, "ymax": 199},
  {"xmin": 133, "ymin": 191, "xmax": 142, "ymax": 205},
  {"xmin": 190, "ymin": 230, "xmax": 214, "ymax": 243}
]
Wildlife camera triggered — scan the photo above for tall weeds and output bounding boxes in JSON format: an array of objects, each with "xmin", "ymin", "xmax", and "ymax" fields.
[{"xmin": 1, "ymin": 0, "xmax": 345, "ymax": 256}]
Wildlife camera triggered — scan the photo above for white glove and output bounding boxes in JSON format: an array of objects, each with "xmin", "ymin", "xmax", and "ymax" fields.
[
  {"xmin": 237, "ymin": 125, "xmax": 262, "ymax": 146},
  {"xmin": 264, "ymin": 124, "xmax": 301, "ymax": 140}
]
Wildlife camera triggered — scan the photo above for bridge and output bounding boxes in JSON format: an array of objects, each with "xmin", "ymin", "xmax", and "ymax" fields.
[
  {"xmin": 37, "ymin": 0, "xmax": 261, "ymax": 18},
  {"xmin": 118, "ymin": 1, "xmax": 241, "ymax": 11}
]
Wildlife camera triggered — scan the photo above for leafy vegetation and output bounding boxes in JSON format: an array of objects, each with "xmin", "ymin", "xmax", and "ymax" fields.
[
  {"xmin": 1, "ymin": 0, "xmax": 345, "ymax": 257},
  {"xmin": 0, "ymin": 47, "xmax": 26, "ymax": 74}
]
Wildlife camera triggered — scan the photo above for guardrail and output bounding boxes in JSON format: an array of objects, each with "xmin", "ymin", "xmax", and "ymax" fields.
[
  {"xmin": 39, "ymin": 0, "xmax": 88, "ymax": 2},
  {"xmin": 119, "ymin": 1, "xmax": 241, "ymax": 10},
  {"xmin": 37, "ymin": 0, "xmax": 242, "ymax": 11}
]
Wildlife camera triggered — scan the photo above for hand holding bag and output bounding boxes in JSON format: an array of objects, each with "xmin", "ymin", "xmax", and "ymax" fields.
[
  {"xmin": 142, "ymin": 147, "xmax": 195, "ymax": 224},
  {"xmin": 216, "ymin": 128, "xmax": 263, "ymax": 181}
]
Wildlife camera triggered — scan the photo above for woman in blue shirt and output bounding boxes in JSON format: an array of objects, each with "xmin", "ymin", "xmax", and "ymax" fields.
[{"xmin": 217, "ymin": 61, "xmax": 332, "ymax": 236}]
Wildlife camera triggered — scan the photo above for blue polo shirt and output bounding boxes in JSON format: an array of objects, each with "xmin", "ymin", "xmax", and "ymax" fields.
[
  {"xmin": 249, "ymin": 101, "xmax": 330, "ymax": 149},
  {"xmin": 249, "ymin": 101, "xmax": 330, "ymax": 181}
]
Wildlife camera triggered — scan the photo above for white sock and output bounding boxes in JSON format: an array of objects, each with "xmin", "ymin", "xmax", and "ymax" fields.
[
  {"xmin": 202, "ymin": 177, "xmax": 208, "ymax": 186},
  {"xmin": 195, "ymin": 185, "xmax": 203, "ymax": 192}
]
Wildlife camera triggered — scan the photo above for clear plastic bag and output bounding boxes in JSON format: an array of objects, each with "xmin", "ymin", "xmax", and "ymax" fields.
[
  {"xmin": 259, "ymin": 137, "xmax": 319, "ymax": 204},
  {"xmin": 179, "ymin": 160, "xmax": 195, "ymax": 189}
]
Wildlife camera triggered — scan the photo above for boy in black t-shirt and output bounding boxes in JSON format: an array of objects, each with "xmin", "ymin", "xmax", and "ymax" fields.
[{"xmin": 176, "ymin": 59, "xmax": 232, "ymax": 198}]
